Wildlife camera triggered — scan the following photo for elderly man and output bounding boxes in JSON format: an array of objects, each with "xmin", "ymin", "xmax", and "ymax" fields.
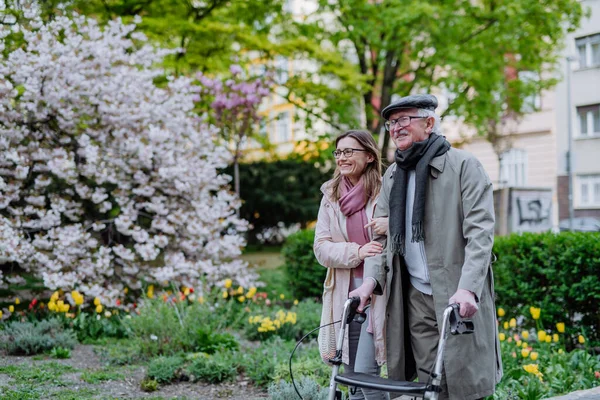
[{"xmin": 350, "ymin": 94, "xmax": 502, "ymax": 400}]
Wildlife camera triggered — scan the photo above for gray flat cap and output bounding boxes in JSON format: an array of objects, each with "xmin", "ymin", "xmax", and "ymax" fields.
[{"xmin": 381, "ymin": 94, "xmax": 438, "ymax": 119}]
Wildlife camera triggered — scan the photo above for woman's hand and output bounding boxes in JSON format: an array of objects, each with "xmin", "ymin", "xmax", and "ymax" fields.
[
  {"xmin": 358, "ymin": 241, "xmax": 383, "ymax": 260},
  {"xmin": 364, "ymin": 217, "xmax": 389, "ymax": 236}
]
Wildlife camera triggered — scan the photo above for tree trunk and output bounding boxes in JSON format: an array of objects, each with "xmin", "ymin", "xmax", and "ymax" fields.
[
  {"xmin": 234, "ymin": 159, "xmax": 240, "ymax": 217},
  {"xmin": 379, "ymin": 50, "xmax": 399, "ymax": 159}
]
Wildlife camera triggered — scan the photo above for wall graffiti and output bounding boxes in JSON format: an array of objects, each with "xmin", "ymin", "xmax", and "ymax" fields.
[{"xmin": 511, "ymin": 189, "xmax": 553, "ymax": 233}]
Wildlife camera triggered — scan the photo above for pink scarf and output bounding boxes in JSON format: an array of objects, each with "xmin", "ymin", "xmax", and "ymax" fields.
[{"xmin": 339, "ymin": 176, "xmax": 370, "ymax": 279}]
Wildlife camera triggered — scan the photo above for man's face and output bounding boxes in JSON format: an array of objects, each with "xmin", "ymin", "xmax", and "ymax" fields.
[{"xmin": 388, "ymin": 108, "xmax": 434, "ymax": 151}]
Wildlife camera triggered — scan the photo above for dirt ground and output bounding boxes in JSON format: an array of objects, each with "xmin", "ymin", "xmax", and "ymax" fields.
[{"xmin": 0, "ymin": 344, "xmax": 269, "ymax": 399}]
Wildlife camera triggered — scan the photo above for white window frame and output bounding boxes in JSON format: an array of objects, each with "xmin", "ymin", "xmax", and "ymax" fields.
[
  {"xmin": 576, "ymin": 104, "xmax": 600, "ymax": 137},
  {"xmin": 576, "ymin": 33, "xmax": 600, "ymax": 69},
  {"xmin": 276, "ymin": 111, "xmax": 290, "ymax": 143},
  {"xmin": 499, "ymin": 148, "xmax": 528, "ymax": 187},
  {"xmin": 519, "ymin": 71, "xmax": 542, "ymax": 113},
  {"xmin": 576, "ymin": 175, "xmax": 600, "ymax": 208}
]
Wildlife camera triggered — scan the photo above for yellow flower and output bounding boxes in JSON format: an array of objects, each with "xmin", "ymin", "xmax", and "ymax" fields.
[
  {"xmin": 0, "ymin": 311, "xmax": 2, "ymax": 318},
  {"xmin": 224, "ymin": 279, "xmax": 232, "ymax": 289},
  {"xmin": 497, "ymin": 308, "xmax": 506, "ymax": 317},
  {"xmin": 578, "ymin": 335, "xmax": 586, "ymax": 344},
  {"xmin": 516, "ymin": 340, "xmax": 522, "ymax": 347},
  {"xmin": 556, "ymin": 322, "xmax": 565, "ymax": 333},
  {"xmin": 521, "ymin": 348, "xmax": 530, "ymax": 358},
  {"xmin": 147, "ymin": 285, "xmax": 154, "ymax": 299},
  {"xmin": 279, "ymin": 294, "xmax": 285, "ymax": 300},
  {"xmin": 96, "ymin": 304, "xmax": 103, "ymax": 313},
  {"xmin": 222, "ymin": 291, "xmax": 228, "ymax": 299},
  {"xmin": 47, "ymin": 301, "xmax": 56, "ymax": 312},
  {"xmin": 246, "ymin": 287, "xmax": 257, "ymax": 299},
  {"xmin": 522, "ymin": 331, "xmax": 530, "ymax": 340},
  {"xmin": 71, "ymin": 291, "xmax": 84, "ymax": 306},
  {"xmin": 529, "ymin": 307, "xmax": 541, "ymax": 320},
  {"xmin": 522, "ymin": 342, "xmax": 529, "ymax": 349},
  {"xmin": 523, "ymin": 364, "xmax": 543, "ymax": 381},
  {"xmin": 237, "ymin": 295, "xmax": 245, "ymax": 303},
  {"xmin": 8, "ymin": 305, "xmax": 14, "ymax": 313},
  {"xmin": 509, "ymin": 318, "xmax": 516, "ymax": 328},
  {"xmin": 530, "ymin": 352, "xmax": 539, "ymax": 361},
  {"xmin": 558, "ymin": 349, "xmax": 564, "ymax": 354},
  {"xmin": 183, "ymin": 287, "xmax": 191, "ymax": 296},
  {"xmin": 198, "ymin": 296, "xmax": 205, "ymax": 304},
  {"xmin": 545, "ymin": 335, "xmax": 551, "ymax": 343},
  {"xmin": 14, "ymin": 298, "xmax": 20, "ymax": 305},
  {"xmin": 124, "ymin": 288, "xmax": 129, "ymax": 294},
  {"xmin": 553, "ymin": 334, "xmax": 559, "ymax": 343},
  {"xmin": 293, "ymin": 299, "xmax": 299, "ymax": 306},
  {"xmin": 537, "ymin": 330, "xmax": 547, "ymax": 342},
  {"xmin": 236, "ymin": 286, "xmax": 244, "ymax": 295},
  {"xmin": 503, "ymin": 321, "xmax": 509, "ymax": 330},
  {"xmin": 51, "ymin": 292, "xmax": 59, "ymax": 302},
  {"xmin": 94, "ymin": 297, "xmax": 101, "ymax": 306},
  {"xmin": 499, "ymin": 333, "xmax": 506, "ymax": 341}
]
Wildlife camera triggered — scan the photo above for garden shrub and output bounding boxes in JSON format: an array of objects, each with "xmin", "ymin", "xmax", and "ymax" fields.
[
  {"xmin": 191, "ymin": 328, "xmax": 239, "ymax": 354},
  {"xmin": 186, "ymin": 351, "xmax": 238, "ymax": 384},
  {"xmin": 0, "ymin": 319, "xmax": 77, "ymax": 355},
  {"xmin": 239, "ymin": 337, "xmax": 295, "ymax": 386},
  {"xmin": 146, "ymin": 356, "xmax": 186, "ymax": 384},
  {"xmin": 268, "ymin": 376, "xmax": 328, "ymax": 400},
  {"xmin": 273, "ymin": 343, "xmax": 331, "ymax": 389},
  {"xmin": 282, "ymin": 229, "xmax": 325, "ymax": 300},
  {"xmin": 69, "ymin": 312, "xmax": 130, "ymax": 342},
  {"xmin": 493, "ymin": 231, "xmax": 600, "ymax": 348}
]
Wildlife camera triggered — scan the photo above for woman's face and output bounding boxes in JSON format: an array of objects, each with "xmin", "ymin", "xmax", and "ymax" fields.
[{"xmin": 336, "ymin": 137, "xmax": 374, "ymax": 183}]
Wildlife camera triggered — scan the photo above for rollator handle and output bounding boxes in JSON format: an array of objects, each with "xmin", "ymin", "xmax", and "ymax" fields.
[
  {"xmin": 346, "ymin": 297, "xmax": 367, "ymax": 325},
  {"xmin": 448, "ymin": 303, "xmax": 475, "ymax": 335}
]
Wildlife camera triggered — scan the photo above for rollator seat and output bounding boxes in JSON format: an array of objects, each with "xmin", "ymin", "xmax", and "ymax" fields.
[{"xmin": 334, "ymin": 372, "xmax": 429, "ymax": 395}]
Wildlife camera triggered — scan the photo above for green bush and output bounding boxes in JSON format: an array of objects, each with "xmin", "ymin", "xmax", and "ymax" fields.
[
  {"xmin": 68, "ymin": 312, "xmax": 130, "ymax": 342},
  {"xmin": 0, "ymin": 318, "xmax": 77, "ymax": 355},
  {"xmin": 493, "ymin": 231, "xmax": 600, "ymax": 348},
  {"xmin": 186, "ymin": 351, "xmax": 238, "ymax": 384},
  {"xmin": 146, "ymin": 356, "xmax": 186, "ymax": 384},
  {"xmin": 268, "ymin": 376, "xmax": 329, "ymax": 400},
  {"xmin": 191, "ymin": 328, "xmax": 239, "ymax": 354},
  {"xmin": 239, "ymin": 337, "xmax": 295, "ymax": 386},
  {"xmin": 225, "ymin": 159, "xmax": 332, "ymax": 244},
  {"xmin": 282, "ymin": 229, "xmax": 325, "ymax": 300}
]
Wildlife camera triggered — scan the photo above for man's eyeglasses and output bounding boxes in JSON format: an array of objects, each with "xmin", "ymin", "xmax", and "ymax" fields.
[
  {"xmin": 384, "ymin": 116, "xmax": 426, "ymax": 131},
  {"xmin": 332, "ymin": 148, "xmax": 367, "ymax": 159}
]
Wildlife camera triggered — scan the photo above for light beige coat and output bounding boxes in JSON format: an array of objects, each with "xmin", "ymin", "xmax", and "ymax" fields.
[{"xmin": 314, "ymin": 180, "xmax": 387, "ymax": 366}]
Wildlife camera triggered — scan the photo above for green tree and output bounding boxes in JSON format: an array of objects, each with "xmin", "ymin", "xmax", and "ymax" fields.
[{"xmin": 296, "ymin": 0, "xmax": 584, "ymax": 155}]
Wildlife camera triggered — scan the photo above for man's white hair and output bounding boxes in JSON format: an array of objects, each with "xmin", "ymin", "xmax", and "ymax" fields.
[{"xmin": 417, "ymin": 108, "xmax": 442, "ymax": 135}]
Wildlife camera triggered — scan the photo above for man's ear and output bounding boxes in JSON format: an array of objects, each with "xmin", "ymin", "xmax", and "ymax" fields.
[{"xmin": 426, "ymin": 116, "xmax": 435, "ymax": 133}]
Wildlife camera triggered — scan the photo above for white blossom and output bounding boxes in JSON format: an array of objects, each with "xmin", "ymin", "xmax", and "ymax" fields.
[{"xmin": 0, "ymin": 11, "xmax": 257, "ymax": 302}]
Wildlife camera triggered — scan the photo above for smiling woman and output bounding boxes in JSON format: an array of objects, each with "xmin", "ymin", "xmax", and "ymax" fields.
[{"xmin": 313, "ymin": 130, "xmax": 390, "ymax": 400}]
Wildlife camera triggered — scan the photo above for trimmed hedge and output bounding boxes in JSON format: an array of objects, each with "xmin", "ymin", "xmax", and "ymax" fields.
[
  {"xmin": 282, "ymin": 229, "xmax": 325, "ymax": 301},
  {"xmin": 493, "ymin": 231, "xmax": 600, "ymax": 349}
]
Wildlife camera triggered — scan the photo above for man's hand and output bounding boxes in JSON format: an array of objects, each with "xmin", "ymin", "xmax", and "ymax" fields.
[
  {"xmin": 348, "ymin": 279, "xmax": 376, "ymax": 313},
  {"xmin": 449, "ymin": 289, "xmax": 478, "ymax": 318},
  {"xmin": 364, "ymin": 217, "xmax": 389, "ymax": 236},
  {"xmin": 358, "ymin": 241, "xmax": 383, "ymax": 260}
]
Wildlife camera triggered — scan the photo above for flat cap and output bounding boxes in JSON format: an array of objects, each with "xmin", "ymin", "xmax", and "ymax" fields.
[{"xmin": 381, "ymin": 94, "xmax": 438, "ymax": 120}]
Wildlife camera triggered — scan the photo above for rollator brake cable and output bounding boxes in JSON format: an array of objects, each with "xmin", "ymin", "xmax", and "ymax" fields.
[{"xmin": 289, "ymin": 319, "xmax": 341, "ymax": 400}]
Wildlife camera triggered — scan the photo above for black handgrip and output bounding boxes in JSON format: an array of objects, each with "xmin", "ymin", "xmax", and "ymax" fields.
[
  {"xmin": 347, "ymin": 297, "xmax": 367, "ymax": 325},
  {"xmin": 449, "ymin": 303, "xmax": 475, "ymax": 335}
]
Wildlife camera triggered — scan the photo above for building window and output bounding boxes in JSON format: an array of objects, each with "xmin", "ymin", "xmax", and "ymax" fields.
[
  {"xmin": 499, "ymin": 148, "xmax": 527, "ymax": 187},
  {"xmin": 519, "ymin": 71, "xmax": 541, "ymax": 113},
  {"xmin": 576, "ymin": 33, "xmax": 600, "ymax": 69},
  {"xmin": 577, "ymin": 175, "xmax": 600, "ymax": 207},
  {"xmin": 275, "ymin": 56, "xmax": 289, "ymax": 84},
  {"xmin": 577, "ymin": 104, "xmax": 600, "ymax": 137},
  {"xmin": 276, "ymin": 112, "xmax": 290, "ymax": 142}
]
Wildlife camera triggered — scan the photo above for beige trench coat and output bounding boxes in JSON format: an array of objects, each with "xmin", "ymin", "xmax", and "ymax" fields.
[
  {"xmin": 364, "ymin": 148, "xmax": 503, "ymax": 400},
  {"xmin": 314, "ymin": 180, "xmax": 387, "ymax": 366}
]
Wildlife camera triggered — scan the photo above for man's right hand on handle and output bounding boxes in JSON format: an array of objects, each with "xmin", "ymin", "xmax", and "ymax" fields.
[{"xmin": 349, "ymin": 278, "xmax": 376, "ymax": 313}]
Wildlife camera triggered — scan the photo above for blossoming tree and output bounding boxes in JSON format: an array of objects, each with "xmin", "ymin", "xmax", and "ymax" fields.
[{"xmin": 0, "ymin": 12, "xmax": 257, "ymax": 304}]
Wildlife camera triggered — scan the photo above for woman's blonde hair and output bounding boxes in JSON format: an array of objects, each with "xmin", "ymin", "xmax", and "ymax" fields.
[{"xmin": 330, "ymin": 130, "xmax": 382, "ymax": 203}]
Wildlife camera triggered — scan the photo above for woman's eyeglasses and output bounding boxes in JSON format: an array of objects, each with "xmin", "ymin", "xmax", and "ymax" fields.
[{"xmin": 332, "ymin": 148, "xmax": 367, "ymax": 158}]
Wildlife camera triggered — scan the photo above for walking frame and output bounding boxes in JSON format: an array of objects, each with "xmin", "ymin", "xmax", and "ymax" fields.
[{"xmin": 327, "ymin": 297, "xmax": 475, "ymax": 400}]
